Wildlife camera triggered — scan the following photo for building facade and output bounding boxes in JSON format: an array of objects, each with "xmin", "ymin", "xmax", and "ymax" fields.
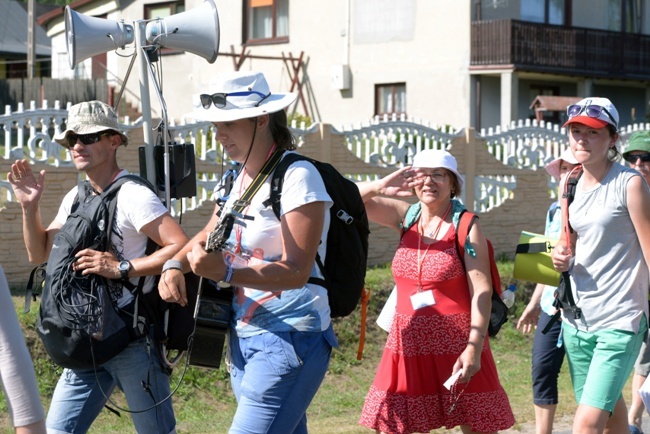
[{"xmin": 39, "ymin": 0, "xmax": 650, "ymax": 129}]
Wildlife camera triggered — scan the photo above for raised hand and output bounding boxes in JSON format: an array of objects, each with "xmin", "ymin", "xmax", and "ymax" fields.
[
  {"xmin": 8, "ymin": 159, "xmax": 46, "ymax": 208},
  {"xmin": 378, "ymin": 166, "xmax": 425, "ymax": 197}
]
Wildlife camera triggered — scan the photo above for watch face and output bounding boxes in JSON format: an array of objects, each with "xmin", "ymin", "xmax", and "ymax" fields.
[{"xmin": 119, "ymin": 261, "xmax": 130, "ymax": 272}]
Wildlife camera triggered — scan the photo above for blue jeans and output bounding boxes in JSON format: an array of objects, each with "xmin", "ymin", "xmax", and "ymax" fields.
[
  {"xmin": 46, "ymin": 336, "xmax": 176, "ymax": 434},
  {"xmin": 229, "ymin": 326, "xmax": 337, "ymax": 434}
]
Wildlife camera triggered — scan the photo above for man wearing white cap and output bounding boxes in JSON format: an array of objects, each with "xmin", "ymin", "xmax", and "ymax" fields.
[{"xmin": 8, "ymin": 100, "xmax": 188, "ymax": 434}]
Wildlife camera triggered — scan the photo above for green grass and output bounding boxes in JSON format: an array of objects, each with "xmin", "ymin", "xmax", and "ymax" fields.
[{"xmin": 1, "ymin": 263, "xmax": 588, "ymax": 433}]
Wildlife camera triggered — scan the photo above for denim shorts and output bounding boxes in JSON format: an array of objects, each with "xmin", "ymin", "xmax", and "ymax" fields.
[
  {"xmin": 563, "ymin": 316, "xmax": 647, "ymax": 413},
  {"xmin": 228, "ymin": 326, "xmax": 337, "ymax": 434},
  {"xmin": 45, "ymin": 336, "xmax": 176, "ymax": 434}
]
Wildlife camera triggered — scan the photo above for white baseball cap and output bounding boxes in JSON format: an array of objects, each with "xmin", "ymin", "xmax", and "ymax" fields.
[{"xmin": 563, "ymin": 97, "xmax": 619, "ymax": 130}]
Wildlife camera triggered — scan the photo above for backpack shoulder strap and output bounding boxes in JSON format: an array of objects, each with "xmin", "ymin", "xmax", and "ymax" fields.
[
  {"xmin": 455, "ymin": 209, "xmax": 477, "ymax": 260},
  {"xmin": 399, "ymin": 202, "xmax": 421, "ymax": 237},
  {"xmin": 264, "ymin": 152, "xmax": 311, "ymax": 221},
  {"xmin": 561, "ymin": 164, "xmax": 583, "ymax": 254}
]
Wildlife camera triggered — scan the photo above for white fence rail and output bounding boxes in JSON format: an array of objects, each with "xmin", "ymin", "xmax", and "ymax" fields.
[{"xmin": 2, "ymin": 101, "xmax": 649, "ymax": 214}]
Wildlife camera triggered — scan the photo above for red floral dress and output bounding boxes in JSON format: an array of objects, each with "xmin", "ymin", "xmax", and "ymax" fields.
[{"xmin": 359, "ymin": 224, "xmax": 515, "ymax": 433}]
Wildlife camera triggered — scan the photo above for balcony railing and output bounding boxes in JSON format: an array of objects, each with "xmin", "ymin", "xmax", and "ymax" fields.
[{"xmin": 471, "ymin": 19, "xmax": 650, "ymax": 80}]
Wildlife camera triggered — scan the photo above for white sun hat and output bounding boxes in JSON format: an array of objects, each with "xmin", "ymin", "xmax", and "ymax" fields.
[
  {"xmin": 412, "ymin": 149, "xmax": 464, "ymax": 188},
  {"xmin": 189, "ymin": 71, "xmax": 297, "ymax": 122}
]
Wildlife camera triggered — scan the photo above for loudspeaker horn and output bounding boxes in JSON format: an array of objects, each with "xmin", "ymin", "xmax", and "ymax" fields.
[
  {"xmin": 65, "ymin": 6, "xmax": 134, "ymax": 69},
  {"xmin": 145, "ymin": 0, "xmax": 220, "ymax": 63}
]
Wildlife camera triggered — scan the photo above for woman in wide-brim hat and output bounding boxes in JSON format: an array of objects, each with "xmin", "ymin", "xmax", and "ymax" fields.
[
  {"xmin": 356, "ymin": 149, "xmax": 514, "ymax": 433},
  {"xmin": 160, "ymin": 71, "xmax": 338, "ymax": 432}
]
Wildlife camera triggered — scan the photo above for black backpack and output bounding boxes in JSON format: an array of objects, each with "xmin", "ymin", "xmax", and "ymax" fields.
[
  {"xmin": 37, "ymin": 175, "xmax": 152, "ymax": 369},
  {"xmin": 264, "ymin": 152, "xmax": 370, "ymax": 318}
]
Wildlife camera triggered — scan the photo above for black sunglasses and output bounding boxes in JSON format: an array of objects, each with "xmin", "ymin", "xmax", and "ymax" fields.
[
  {"xmin": 566, "ymin": 104, "xmax": 618, "ymax": 128},
  {"xmin": 624, "ymin": 153, "xmax": 650, "ymax": 164},
  {"xmin": 199, "ymin": 91, "xmax": 271, "ymax": 109},
  {"xmin": 66, "ymin": 131, "xmax": 113, "ymax": 148}
]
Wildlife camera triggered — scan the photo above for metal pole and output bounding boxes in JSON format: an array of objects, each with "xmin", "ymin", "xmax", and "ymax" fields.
[
  {"xmin": 27, "ymin": 0, "xmax": 35, "ymax": 78},
  {"xmin": 134, "ymin": 22, "xmax": 157, "ymax": 194}
]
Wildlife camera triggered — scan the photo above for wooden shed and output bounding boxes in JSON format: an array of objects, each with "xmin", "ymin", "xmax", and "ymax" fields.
[{"xmin": 529, "ymin": 96, "xmax": 582, "ymax": 122}]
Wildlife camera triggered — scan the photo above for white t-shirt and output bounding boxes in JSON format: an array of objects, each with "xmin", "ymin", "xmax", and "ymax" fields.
[
  {"xmin": 54, "ymin": 171, "xmax": 168, "ymax": 307},
  {"xmin": 219, "ymin": 152, "xmax": 333, "ymax": 337}
]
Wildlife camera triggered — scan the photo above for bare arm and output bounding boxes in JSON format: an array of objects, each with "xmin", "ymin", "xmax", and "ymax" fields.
[
  {"xmin": 627, "ymin": 175, "xmax": 650, "ymax": 271},
  {"xmin": 516, "ymin": 283, "xmax": 545, "ymax": 333},
  {"xmin": 188, "ymin": 201, "xmax": 326, "ymax": 291},
  {"xmin": 8, "ymin": 159, "xmax": 59, "ymax": 263},
  {"xmin": 73, "ymin": 212, "xmax": 189, "ymax": 280},
  {"xmin": 356, "ymin": 166, "xmax": 422, "ymax": 231},
  {"xmin": 158, "ymin": 203, "xmax": 218, "ymax": 306},
  {"xmin": 453, "ymin": 219, "xmax": 492, "ymax": 382}
]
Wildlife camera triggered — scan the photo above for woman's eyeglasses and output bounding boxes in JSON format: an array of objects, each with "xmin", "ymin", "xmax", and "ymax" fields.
[
  {"xmin": 420, "ymin": 171, "xmax": 448, "ymax": 183},
  {"xmin": 200, "ymin": 91, "xmax": 271, "ymax": 109},
  {"xmin": 624, "ymin": 153, "xmax": 650, "ymax": 164},
  {"xmin": 566, "ymin": 104, "xmax": 617, "ymax": 127},
  {"xmin": 66, "ymin": 132, "xmax": 112, "ymax": 148}
]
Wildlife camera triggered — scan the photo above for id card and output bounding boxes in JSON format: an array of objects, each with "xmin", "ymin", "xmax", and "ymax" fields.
[
  {"xmin": 222, "ymin": 251, "xmax": 249, "ymax": 269},
  {"xmin": 410, "ymin": 290, "xmax": 435, "ymax": 310}
]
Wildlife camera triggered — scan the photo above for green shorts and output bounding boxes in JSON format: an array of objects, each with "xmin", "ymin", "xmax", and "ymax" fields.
[{"xmin": 563, "ymin": 316, "xmax": 647, "ymax": 412}]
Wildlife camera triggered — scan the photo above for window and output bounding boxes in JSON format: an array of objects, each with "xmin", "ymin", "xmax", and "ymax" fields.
[
  {"xmin": 144, "ymin": 1, "xmax": 186, "ymax": 55},
  {"xmin": 375, "ymin": 83, "xmax": 406, "ymax": 117},
  {"xmin": 145, "ymin": 1, "xmax": 185, "ymax": 20},
  {"xmin": 245, "ymin": 0, "xmax": 289, "ymax": 44},
  {"xmin": 521, "ymin": 0, "xmax": 566, "ymax": 25},
  {"xmin": 608, "ymin": 0, "xmax": 642, "ymax": 32}
]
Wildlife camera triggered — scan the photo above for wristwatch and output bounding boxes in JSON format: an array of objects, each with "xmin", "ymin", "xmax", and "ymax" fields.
[{"xmin": 118, "ymin": 260, "xmax": 132, "ymax": 282}]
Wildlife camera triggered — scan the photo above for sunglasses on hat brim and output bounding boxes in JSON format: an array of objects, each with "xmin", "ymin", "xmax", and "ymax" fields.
[
  {"xmin": 199, "ymin": 91, "xmax": 271, "ymax": 110},
  {"xmin": 566, "ymin": 104, "xmax": 617, "ymax": 128}
]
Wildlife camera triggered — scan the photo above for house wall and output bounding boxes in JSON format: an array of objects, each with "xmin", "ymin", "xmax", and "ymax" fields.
[{"xmin": 43, "ymin": 0, "xmax": 650, "ymax": 133}]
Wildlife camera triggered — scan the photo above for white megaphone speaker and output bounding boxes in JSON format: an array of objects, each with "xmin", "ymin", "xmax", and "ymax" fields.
[
  {"xmin": 65, "ymin": 6, "xmax": 134, "ymax": 69},
  {"xmin": 145, "ymin": 0, "xmax": 220, "ymax": 63}
]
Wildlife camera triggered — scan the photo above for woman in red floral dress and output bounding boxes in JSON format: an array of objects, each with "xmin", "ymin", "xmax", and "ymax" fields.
[{"xmin": 357, "ymin": 149, "xmax": 514, "ymax": 434}]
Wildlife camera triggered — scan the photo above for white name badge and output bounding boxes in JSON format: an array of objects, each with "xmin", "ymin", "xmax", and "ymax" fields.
[{"xmin": 410, "ymin": 290, "xmax": 435, "ymax": 310}]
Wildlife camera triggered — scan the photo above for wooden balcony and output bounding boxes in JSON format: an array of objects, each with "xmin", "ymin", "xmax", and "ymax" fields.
[{"xmin": 471, "ymin": 19, "xmax": 650, "ymax": 80}]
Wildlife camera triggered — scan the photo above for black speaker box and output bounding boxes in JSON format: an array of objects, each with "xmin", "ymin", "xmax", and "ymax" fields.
[{"xmin": 138, "ymin": 143, "xmax": 197, "ymax": 199}]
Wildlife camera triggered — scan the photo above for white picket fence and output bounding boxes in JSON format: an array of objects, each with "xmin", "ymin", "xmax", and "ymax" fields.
[{"xmin": 2, "ymin": 100, "xmax": 649, "ymax": 214}]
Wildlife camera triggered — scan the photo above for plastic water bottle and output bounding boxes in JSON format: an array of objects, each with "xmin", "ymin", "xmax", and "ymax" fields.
[{"xmin": 501, "ymin": 284, "xmax": 516, "ymax": 309}]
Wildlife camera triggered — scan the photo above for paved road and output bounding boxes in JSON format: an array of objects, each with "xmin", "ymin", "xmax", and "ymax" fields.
[
  {"xmin": 503, "ymin": 413, "xmax": 650, "ymax": 433},
  {"xmin": 548, "ymin": 414, "xmax": 650, "ymax": 434}
]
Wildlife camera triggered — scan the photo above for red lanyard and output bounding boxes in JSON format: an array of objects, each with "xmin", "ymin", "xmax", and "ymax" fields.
[{"xmin": 416, "ymin": 201, "xmax": 452, "ymax": 291}]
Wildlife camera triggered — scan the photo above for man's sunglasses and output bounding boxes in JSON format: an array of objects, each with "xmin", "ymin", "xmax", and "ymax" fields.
[
  {"xmin": 623, "ymin": 153, "xmax": 650, "ymax": 164},
  {"xmin": 66, "ymin": 131, "xmax": 113, "ymax": 148},
  {"xmin": 566, "ymin": 104, "xmax": 617, "ymax": 128},
  {"xmin": 199, "ymin": 91, "xmax": 271, "ymax": 110}
]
